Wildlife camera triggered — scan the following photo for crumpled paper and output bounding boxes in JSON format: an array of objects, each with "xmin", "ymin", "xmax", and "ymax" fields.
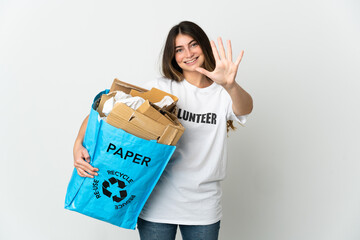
[{"xmin": 102, "ymin": 91, "xmax": 175, "ymax": 117}]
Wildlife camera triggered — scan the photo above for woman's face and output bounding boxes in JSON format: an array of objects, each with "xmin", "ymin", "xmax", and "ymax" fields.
[{"xmin": 174, "ymin": 34, "xmax": 205, "ymax": 73}]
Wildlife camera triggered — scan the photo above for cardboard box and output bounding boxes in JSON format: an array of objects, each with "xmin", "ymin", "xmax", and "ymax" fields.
[
  {"xmin": 136, "ymin": 100, "xmax": 174, "ymax": 126},
  {"xmin": 110, "ymin": 78, "xmax": 148, "ymax": 94},
  {"xmin": 99, "ymin": 79, "xmax": 184, "ymax": 146}
]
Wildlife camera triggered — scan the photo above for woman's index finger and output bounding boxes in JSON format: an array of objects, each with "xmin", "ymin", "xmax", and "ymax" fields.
[
  {"xmin": 217, "ymin": 37, "xmax": 226, "ymax": 60},
  {"xmin": 210, "ymin": 40, "xmax": 220, "ymax": 61}
]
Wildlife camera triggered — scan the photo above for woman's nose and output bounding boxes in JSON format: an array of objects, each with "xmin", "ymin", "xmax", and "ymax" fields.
[{"xmin": 184, "ymin": 48, "xmax": 193, "ymax": 58}]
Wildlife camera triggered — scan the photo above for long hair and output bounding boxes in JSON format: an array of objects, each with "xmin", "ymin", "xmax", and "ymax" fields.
[{"xmin": 161, "ymin": 21, "xmax": 235, "ymax": 132}]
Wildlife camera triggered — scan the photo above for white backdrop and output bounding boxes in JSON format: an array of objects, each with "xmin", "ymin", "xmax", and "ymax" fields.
[{"xmin": 1, "ymin": 0, "xmax": 359, "ymax": 239}]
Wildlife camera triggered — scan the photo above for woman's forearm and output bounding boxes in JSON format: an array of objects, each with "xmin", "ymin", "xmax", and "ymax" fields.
[{"xmin": 225, "ymin": 82, "xmax": 253, "ymax": 116}]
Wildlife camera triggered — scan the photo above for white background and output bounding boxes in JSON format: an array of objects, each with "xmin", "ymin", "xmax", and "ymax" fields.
[{"xmin": 1, "ymin": 0, "xmax": 359, "ymax": 239}]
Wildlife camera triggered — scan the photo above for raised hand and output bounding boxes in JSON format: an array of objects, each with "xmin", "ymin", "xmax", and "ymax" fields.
[{"xmin": 196, "ymin": 37, "xmax": 244, "ymax": 90}]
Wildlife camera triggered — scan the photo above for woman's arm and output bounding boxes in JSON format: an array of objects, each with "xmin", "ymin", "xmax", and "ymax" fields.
[
  {"xmin": 224, "ymin": 82, "xmax": 253, "ymax": 116},
  {"xmin": 73, "ymin": 115, "xmax": 99, "ymax": 178}
]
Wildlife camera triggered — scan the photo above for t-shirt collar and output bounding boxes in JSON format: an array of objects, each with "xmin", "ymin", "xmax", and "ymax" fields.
[{"xmin": 182, "ymin": 79, "xmax": 218, "ymax": 93}]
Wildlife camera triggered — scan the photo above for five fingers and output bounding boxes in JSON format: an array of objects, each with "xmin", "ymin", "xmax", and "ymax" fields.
[{"xmin": 211, "ymin": 37, "xmax": 243, "ymax": 66}]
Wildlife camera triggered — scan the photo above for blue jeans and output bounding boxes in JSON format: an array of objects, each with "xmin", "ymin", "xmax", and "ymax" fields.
[{"xmin": 137, "ymin": 218, "xmax": 220, "ymax": 240}]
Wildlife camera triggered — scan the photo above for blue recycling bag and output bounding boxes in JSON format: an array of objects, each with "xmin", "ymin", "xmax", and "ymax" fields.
[{"xmin": 65, "ymin": 90, "xmax": 176, "ymax": 230}]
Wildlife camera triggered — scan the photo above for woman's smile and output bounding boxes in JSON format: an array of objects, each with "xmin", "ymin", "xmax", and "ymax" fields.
[{"xmin": 184, "ymin": 56, "xmax": 199, "ymax": 65}]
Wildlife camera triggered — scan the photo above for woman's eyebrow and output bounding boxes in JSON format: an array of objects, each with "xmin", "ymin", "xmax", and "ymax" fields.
[{"xmin": 175, "ymin": 40, "xmax": 196, "ymax": 49}]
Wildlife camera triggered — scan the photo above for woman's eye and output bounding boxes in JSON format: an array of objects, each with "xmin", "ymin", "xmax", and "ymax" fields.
[
  {"xmin": 175, "ymin": 49, "xmax": 183, "ymax": 53},
  {"xmin": 191, "ymin": 42, "xmax": 198, "ymax": 47}
]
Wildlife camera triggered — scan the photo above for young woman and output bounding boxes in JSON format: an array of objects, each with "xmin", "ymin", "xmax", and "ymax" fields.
[{"xmin": 73, "ymin": 21, "xmax": 253, "ymax": 240}]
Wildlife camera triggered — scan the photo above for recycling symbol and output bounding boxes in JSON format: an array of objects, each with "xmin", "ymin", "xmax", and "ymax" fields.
[{"xmin": 102, "ymin": 177, "xmax": 127, "ymax": 203}]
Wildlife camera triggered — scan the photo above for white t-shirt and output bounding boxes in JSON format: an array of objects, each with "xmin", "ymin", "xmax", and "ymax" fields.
[{"xmin": 139, "ymin": 77, "xmax": 247, "ymax": 225}]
